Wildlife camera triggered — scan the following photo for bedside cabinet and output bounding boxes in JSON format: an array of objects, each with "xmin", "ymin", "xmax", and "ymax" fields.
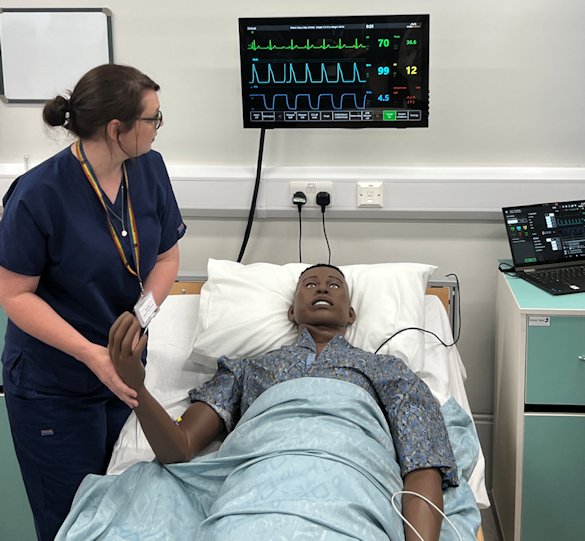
[
  {"xmin": 493, "ymin": 270, "xmax": 585, "ymax": 541},
  {"xmin": 0, "ymin": 307, "xmax": 36, "ymax": 540}
]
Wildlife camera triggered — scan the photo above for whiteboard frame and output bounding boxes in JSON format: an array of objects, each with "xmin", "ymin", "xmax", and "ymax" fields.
[{"xmin": 0, "ymin": 8, "xmax": 113, "ymax": 104}]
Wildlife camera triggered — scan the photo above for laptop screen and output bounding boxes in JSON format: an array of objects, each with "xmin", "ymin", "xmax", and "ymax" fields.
[{"xmin": 503, "ymin": 199, "xmax": 585, "ymax": 269}]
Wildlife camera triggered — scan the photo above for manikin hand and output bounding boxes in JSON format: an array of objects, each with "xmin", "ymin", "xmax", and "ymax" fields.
[
  {"xmin": 83, "ymin": 343, "xmax": 140, "ymax": 409},
  {"xmin": 108, "ymin": 312, "xmax": 148, "ymax": 401}
]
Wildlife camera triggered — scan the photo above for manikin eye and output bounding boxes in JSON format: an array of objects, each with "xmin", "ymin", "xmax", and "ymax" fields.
[
  {"xmin": 306, "ymin": 283, "xmax": 316, "ymax": 288},
  {"xmin": 329, "ymin": 283, "xmax": 340, "ymax": 289}
]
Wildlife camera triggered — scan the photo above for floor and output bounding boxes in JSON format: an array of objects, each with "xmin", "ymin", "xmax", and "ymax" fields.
[{"xmin": 480, "ymin": 494, "xmax": 503, "ymax": 541}]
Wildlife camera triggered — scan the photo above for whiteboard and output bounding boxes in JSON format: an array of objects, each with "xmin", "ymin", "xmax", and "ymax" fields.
[{"xmin": 0, "ymin": 8, "xmax": 112, "ymax": 103}]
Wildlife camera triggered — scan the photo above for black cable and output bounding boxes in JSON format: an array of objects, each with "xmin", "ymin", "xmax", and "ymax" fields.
[
  {"xmin": 374, "ymin": 327, "xmax": 455, "ymax": 354},
  {"xmin": 316, "ymin": 191, "xmax": 331, "ymax": 265},
  {"xmin": 292, "ymin": 191, "xmax": 307, "ymax": 263},
  {"xmin": 298, "ymin": 211, "xmax": 303, "ymax": 263},
  {"xmin": 374, "ymin": 273, "xmax": 462, "ymax": 354},
  {"xmin": 321, "ymin": 213, "xmax": 331, "ymax": 265},
  {"xmin": 498, "ymin": 262, "xmax": 518, "ymax": 277},
  {"xmin": 237, "ymin": 128, "xmax": 266, "ymax": 263},
  {"xmin": 444, "ymin": 273, "xmax": 462, "ymax": 344}
]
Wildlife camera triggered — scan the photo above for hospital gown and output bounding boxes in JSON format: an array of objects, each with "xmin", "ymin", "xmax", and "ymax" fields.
[{"xmin": 190, "ymin": 328, "xmax": 459, "ymax": 488}]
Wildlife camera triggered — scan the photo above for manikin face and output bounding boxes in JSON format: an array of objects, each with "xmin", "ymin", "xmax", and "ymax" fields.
[
  {"xmin": 118, "ymin": 89, "xmax": 162, "ymax": 158},
  {"xmin": 288, "ymin": 266, "xmax": 356, "ymax": 331}
]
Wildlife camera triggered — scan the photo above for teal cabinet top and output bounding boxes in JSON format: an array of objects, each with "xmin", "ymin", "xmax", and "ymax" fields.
[{"xmin": 500, "ymin": 260, "xmax": 585, "ymax": 312}]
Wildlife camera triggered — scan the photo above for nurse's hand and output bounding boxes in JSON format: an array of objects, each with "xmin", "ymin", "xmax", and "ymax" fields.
[{"xmin": 108, "ymin": 312, "xmax": 148, "ymax": 401}]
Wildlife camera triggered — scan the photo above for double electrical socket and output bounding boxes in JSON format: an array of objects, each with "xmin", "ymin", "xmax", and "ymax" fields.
[{"xmin": 289, "ymin": 182, "xmax": 333, "ymax": 207}]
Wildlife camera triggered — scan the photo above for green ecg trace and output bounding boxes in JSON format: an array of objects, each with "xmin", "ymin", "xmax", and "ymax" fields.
[{"xmin": 248, "ymin": 38, "xmax": 368, "ymax": 51}]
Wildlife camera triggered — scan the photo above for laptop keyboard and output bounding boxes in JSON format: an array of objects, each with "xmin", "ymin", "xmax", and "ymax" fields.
[{"xmin": 529, "ymin": 265, "xmax": 585, "ymax": 284}]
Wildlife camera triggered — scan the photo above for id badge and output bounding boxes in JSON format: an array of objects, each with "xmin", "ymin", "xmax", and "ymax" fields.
[{"xmin": 134, "ymin": 290, "xmax": 159, "ymax": 328}]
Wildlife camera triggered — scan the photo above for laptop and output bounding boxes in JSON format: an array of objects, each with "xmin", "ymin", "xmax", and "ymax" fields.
[{"xmin": 502, "ymin": 199, "xmax": 585, "ymax": 295}]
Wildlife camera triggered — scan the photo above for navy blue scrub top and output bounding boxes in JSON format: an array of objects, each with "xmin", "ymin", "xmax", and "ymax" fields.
[{"xmin": 0, "ymin": 147, "xmax": 186, "ymax": 396}]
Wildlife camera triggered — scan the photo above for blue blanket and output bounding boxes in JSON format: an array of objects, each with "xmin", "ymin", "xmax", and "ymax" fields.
[{"xmin": 57, "ymin": 378, "xmax": 481, "ymax": 540}]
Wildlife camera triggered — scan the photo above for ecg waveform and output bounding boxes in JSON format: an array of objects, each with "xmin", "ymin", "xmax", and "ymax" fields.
[
  {"xmin": 247, "ymin": 38, "xmax": 368, "ymax": 51},
  {"xmin": 250, "ymin": 93, "xmax": 368, "ymax": 111},
  {"xmin": 250, "ymin": 62, "xmax": 366, "ymax": 85}
]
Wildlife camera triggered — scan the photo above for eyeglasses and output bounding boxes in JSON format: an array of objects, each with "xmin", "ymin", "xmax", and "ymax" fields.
[{"xmin": 137, "ymin": 110, "xmax": 163, "ymax": 130}]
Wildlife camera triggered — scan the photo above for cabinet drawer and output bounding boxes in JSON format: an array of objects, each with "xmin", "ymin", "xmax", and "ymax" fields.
[
  {"xmin": 526, "ymin": 316, "xmax": 585, "ymax": 406},
  {"xmin": 522, "ymin": 414, "xmax": 585, "ymax": 540}
]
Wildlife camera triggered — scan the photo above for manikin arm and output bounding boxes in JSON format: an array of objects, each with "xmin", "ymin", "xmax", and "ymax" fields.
[
  {"xmin": 108, "ymin": 313, "xmax": 224, "ymax": 463},
  {"xmin": 402, "ymin": 468, "xmax": 444, "ymax": 541}
]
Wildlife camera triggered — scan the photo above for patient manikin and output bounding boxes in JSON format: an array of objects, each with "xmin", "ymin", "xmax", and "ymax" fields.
[{"xmin": 106, "ymin": 264, "xmax": 459, "ymax": 541}]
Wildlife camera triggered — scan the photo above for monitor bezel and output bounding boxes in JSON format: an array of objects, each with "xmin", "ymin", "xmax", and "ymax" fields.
[{"xmin": 238, "ymin": 14, "xmax": 430, "ymax": 129}]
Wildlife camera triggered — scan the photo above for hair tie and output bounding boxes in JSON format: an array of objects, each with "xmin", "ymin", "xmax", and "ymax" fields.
[{"xmin": 63, "ymin": 98, "xmax": 72, "ymax": 122}]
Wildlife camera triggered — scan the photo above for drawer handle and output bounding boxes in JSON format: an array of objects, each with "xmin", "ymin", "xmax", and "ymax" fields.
[{"xmin": 580, "ymin": 356, "xmax": 585, "ymax": 361}]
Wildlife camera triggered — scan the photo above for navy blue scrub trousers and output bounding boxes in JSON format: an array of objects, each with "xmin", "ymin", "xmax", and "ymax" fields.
[{"xmin": 5, "ymin": 386, "xmax": 130, "ymax": 541}]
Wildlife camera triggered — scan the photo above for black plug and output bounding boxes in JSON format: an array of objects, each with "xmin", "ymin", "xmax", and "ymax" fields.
[
  {"xmin": 316, "ymin": 191, "xmax": 330, "ymax": 213},
  {"xmin": 317, "ymin": 191, "xmax": 332, "ymax": 265},
  {"xmin": 293, "ymin": 191, "xmax": 307, "ymax": 213}
]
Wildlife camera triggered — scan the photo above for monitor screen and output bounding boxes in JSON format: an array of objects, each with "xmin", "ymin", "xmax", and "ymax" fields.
[
  {"xmin": 503, "ymin": 200, "xmax": 585, "ymax": 267},
  {"xmin": 238, "ymin": 15, "xmax": 430, "ymax": 129}
]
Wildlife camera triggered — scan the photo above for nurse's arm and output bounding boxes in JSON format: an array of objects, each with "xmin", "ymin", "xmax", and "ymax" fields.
[
  {"xmin": 142, "ymin": 243, "xmax": 180, "ymax": 307},
  {"xmin": 0, "ymin": 265, "xmax": 139, "ymax": 408}
]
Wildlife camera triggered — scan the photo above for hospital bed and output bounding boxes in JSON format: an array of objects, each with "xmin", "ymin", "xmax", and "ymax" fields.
[{"xmin": 62, "ymin": 260, "xmax": 488, "ymax": 540}]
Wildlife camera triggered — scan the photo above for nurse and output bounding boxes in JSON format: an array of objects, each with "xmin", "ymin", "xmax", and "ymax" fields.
[{"xmin": 0, "ymin": 64, "xmax": 186, "ymax": 540}]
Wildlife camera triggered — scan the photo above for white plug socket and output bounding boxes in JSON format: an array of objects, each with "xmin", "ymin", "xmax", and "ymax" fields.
[{"xmin": 357, "ymin": 182, "xmax": 383, "ymax": 208}]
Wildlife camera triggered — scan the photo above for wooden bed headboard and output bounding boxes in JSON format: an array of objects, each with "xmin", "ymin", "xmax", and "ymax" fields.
[
  {"xmin": 425, "ymin": 286, "xmax": 450, "ymax": 314},
  {"xmin": 170, "ymin": 281, "xmax": 205, "ymax": 295},
  {"xmin": 171, "ymin": 281, "xmax": 450, "ymax": 312}
]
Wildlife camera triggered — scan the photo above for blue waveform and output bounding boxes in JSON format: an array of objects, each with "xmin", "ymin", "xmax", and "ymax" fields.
[
  {"xmin": 250, "ymin": 62, "xmax": 366, "ymax": 85},
  {"xmin": 559, "ymin": 226, "xmax": 585, "ymax": 236},
  {"xmin": 250, "ymin": 93, "xmax": 368, "ymax": 111}
]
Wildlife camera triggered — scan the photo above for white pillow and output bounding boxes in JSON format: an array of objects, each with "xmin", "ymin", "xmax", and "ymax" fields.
[{"xmin": 193, "ymin": 259, "xmax": 436, "ymax": 371}]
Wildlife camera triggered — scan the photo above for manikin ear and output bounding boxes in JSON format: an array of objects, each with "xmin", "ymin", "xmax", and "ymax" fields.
[
  {"xmin": 348, "ymin": 306, "xmax": 356, "ymax": 325},
  {"xmin": 287, "ymin": 305, "xmax": 296, "ymax": 322}
]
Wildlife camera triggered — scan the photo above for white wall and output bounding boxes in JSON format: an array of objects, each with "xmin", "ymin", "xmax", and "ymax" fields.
[
  {"xmin": 3, "ymin": 0, "xmax": 585, "ymax": 170},
  {"xmin": 3, "ymin": 0, "xmax": 585, "ymax": 486}
]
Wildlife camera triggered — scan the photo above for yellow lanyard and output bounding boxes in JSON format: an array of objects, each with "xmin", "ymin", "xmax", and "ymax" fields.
[{"xmin": 75, "ymin": 140, "xmax": 143, "ymax": 290}]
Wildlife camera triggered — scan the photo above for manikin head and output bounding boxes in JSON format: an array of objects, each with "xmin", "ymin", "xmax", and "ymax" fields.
[{"xmin": 288, "ymin": 264, "xmax": 356, "ymax": 338}]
